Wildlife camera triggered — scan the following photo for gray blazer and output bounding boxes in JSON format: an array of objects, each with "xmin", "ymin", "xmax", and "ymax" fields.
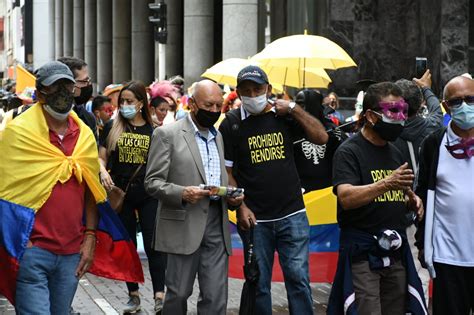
[{"xmin": 144, "ymin": 117, "xmax": 231, "ymax": 255}]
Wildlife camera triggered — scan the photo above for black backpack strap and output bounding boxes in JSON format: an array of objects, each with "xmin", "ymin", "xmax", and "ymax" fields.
[{"xmin": 224, "ymin": 108, "xmax": 242, "ymax": 174}]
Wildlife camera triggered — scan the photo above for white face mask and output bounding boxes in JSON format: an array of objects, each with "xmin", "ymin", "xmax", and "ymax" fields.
[
  {"xmin": 43, "ymin": 104, "xmax": 71, "ymax": 121},
  {"xmin": 241, "ymin": 90, "xmax": 268, "ymax": 115}
]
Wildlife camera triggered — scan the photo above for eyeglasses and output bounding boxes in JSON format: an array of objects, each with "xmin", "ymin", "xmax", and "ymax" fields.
[
  {"xmin": 444, "ymin": 95, "xmax": 474, "ymax": 109},
  {"xmin": 75, "ymin": 77, "xmax": 91, "ymax": 88}
]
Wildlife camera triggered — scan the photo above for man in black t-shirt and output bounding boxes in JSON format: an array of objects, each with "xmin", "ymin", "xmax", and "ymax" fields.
[
  {"xmin": 328, "ymin": 82, "xmax": 425, "ymax": 314},
  {"xmin": 292, "ymin": 89, "xmax": 346, "ymax": 192},
  {"xmin": 219, "ymin": 66, "xmax": 328, "ymax": 315}
]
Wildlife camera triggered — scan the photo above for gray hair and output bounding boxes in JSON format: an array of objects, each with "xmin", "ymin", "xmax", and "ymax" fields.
[{"xmin": 395, "ymin": 79, "xmax": 423, "ymax": 117}]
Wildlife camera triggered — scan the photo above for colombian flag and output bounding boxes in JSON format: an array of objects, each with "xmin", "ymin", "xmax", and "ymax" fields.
[
  {"xmin": 0, "ymin": 104, "xmax": 143, "ymax": 304},
  {"xmin": 228, "ymin": 186, "xmax": 339, "ymax": 282}
]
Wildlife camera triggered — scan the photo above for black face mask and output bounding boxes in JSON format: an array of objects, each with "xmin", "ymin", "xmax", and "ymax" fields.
[
  {"xmin": 43, "ymin": 88, "xmax": 75, "ymax": 113},
  {"xmin": 74, "ymin": 84, "xmax": 93, "ymax": 105},
  {"xmin": 195, "ymin": 108, "xmax": 221, "ymax": 128},
  {"xmin": 372, "ymin": 119, "xmax": 404, "ymax": 141}
]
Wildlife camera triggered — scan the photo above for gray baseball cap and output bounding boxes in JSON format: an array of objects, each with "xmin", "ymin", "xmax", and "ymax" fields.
[{"xmin": 35, "ymin": 61, "xmax": 75, "ymax": 86}]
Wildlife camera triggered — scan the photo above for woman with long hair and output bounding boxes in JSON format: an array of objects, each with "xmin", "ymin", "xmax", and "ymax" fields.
[{"xmin": 98, "ymin": 81, "xmax": 166, "ymax": 314}]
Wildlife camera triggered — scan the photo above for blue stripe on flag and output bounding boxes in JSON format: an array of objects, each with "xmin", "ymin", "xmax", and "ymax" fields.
[{"xmin": 0, "ymin": 199, "xmax": 35, "ymax": 260}]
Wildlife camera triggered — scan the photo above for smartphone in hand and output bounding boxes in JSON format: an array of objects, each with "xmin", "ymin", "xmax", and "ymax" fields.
[
  {"xmin": 199, "ymin": 184, "xmax": 244, "ymax": 198},
  {"xmin": 415, "ymin": 57, "xmax": 427, "ymax": 78}
]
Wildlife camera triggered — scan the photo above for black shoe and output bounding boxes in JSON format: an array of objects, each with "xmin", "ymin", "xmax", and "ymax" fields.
[{"xmin": 123, "ymin": 295, "xmax": 141, "ymax": 314}]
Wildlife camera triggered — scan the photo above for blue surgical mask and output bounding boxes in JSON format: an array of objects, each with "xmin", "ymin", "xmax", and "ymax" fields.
[
  {"xmin": 451, "ymin": 101, "xmax": 474, "ymax": 130},
  {"xmin": 119, "ymin": 104, "xmax": 138, "ymax": 120}
]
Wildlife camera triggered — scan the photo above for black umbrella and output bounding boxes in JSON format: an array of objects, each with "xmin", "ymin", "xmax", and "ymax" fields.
[{"xmin": 239, "ymin": 225, "xmax": 260, "ymax": 315}]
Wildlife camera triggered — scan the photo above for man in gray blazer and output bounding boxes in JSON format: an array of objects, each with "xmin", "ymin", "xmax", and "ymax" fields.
[{"xmin": 145, "ymin": 80, "xmax": 242, "ymax": 315}]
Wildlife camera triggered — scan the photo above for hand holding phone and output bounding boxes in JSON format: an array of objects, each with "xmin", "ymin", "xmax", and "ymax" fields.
[
  {"xmin": 199, "ymin": 184, "xmax": 245, "ymax": 198},
  {"xmin": 415, "ymin": 57, "xmax": 427, "ymax": 79}
]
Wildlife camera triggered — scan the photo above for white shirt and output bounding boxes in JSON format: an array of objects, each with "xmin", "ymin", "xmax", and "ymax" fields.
[{"xmin": 433, "ymin": 123, "xmax": 474, "ymax": 266}]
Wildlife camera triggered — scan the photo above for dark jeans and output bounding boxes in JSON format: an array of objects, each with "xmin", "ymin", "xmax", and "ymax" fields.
[
  {"xmin": 238, "ymin": 212, "xmax": 313, "ymax": 315},
  {"xmin": 119, "ymin": 181, "xmax": 167, "ymax": 295},
  {"xmin": 433, "ymin": 262, "xmax": 474, "ymax": 315}
]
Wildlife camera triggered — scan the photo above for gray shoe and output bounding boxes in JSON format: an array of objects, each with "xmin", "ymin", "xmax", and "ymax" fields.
[
  {"xmin": 154, "ymin": 297, "xmax": 163, "ymax": 314},
  {"xmin": 123, "ymin": 295, "xmax": 141, "ymax": 314}
]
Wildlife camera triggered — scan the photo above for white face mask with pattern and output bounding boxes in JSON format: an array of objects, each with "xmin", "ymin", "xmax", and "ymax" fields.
[{"xmin": 241, "ymin": 89, "xmax": 268, "ymax": 115}]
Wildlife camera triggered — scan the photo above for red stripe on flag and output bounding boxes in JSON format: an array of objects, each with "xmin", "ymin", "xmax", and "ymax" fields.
[
  {"xmin": 229, "ymin": 248, "xmax": 338, "ymax": 283},
  {"xmin": 88, "ymin": 230, "xmax": 144, "ymax": 283},
  {"xmin": 0, "ymin": 245, "xmax": 19, "ymax": 304}
]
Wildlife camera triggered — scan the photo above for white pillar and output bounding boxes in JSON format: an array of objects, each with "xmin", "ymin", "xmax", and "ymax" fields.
[
  {"xmin": 222, "ymin": 0, "xmax": 259, "ymax": 59},
  {"xmin": 54, "ymin": 0, "xmax": 63, "ymax": 58},
  {"xmin": 48, "ymin": 0, "xmax": 55, "ymax": 62},
  {"xmin": 112, "ymin": 0, "xmax": 131, "ymax": 83},
  {"xmin": 33, "ymin": 0, "xmax": 53, "ymax": 68},
  {"xmin": 73, "ymin": 0, "xmax": 84, "ymax": 59},
  {"xmin": 131, "ymin": 0, "xmax": 154, "ymax": 84},
  {"xmin": 63, "ymin": 0, "xmax": 73, "ymax": 56},
  {"xmin": 184, "ymin": 0, "xmax": 214, "ymax": 87},
  {"xmin": 84, "ymin": 0, "xmax": 96, "ymax": 83}
]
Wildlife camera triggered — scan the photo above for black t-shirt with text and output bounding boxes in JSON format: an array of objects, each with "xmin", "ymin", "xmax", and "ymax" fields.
[
  {"xmin": 332, "ymin": 132, "xmax": 407, "ymax": 233},
  {"xmin": 219, "ymin": 110, "xmax": 305, "ymax": 220},
  {"xmin": 100, "ymin": 120, "xmax": 153, "ymax": 185}
]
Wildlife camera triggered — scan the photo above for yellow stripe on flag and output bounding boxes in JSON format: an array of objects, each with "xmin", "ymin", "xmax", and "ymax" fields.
[{"xmin": 227, "ymin": 186, "xmax": 337, "ymax": 226}]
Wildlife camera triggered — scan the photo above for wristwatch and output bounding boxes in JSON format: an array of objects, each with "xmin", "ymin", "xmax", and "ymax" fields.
[{"xmin": 288, "ymin": 101, "xmax": 296, "ymax": 114}]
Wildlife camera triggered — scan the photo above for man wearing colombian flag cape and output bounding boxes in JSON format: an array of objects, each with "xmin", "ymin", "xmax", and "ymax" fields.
[{"xmin": 0, "ymin": 61, "xmax": 131, "ymax": 314}]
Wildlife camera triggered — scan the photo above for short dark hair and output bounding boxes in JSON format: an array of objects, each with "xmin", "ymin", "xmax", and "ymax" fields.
[
  {"xmin": 362, "ymin": 82, "xmax": 403, "ymax": 114},
  {"xmin": 57, "ymin": 56, "xmax": 87, "ymax": 78},
  {"xmin": 150, "ymin": 95, "xmax": 168, "ymax": 108},
  {"xmin": 92, "ymin": 95, "xmax": 111, "ymax": 112},
  {"xmin": 395, "ymin": 79, "xmax": 422, "ymax": 117}
]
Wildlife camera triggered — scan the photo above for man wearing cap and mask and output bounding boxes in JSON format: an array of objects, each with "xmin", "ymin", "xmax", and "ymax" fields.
[
  {"xmin": 0, "ymin": 61, "xmax": 101, "ymax": 313},
  {"xmin": 219, "ymin": 65, "xmax": 328, "ymax": 314},
  {"xmin": 328, "ymin": 82, "xmax": 426, "ymax": 314},
  {"xmin": 415, "ymin": 76, "xmax": 474, "ymax": 314},
  {"xmin": 58, "ymin": 57, "xmax": 97, "ymax": 139},
  {"xmin": 145, "ymin": 80, "xmax": 243, "ymax": 314}
]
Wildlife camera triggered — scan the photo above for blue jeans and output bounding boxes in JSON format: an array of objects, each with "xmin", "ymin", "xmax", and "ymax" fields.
[
  {"xmin": 15, "ymin": 246, "xmax": 81, "ymax": 315},
  {"xmin": 239, "ymin": 211, "xmax": 313, "ymax": 315}
]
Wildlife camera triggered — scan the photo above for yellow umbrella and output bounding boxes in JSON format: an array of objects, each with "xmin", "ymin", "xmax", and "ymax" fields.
[
  {"xmin": 201, "ymin": 58, "xmax": 256, "ymax": 87},
  {"xmin": 253, "ymin": 34, "xmax": 357, "ymax": 70},
  {"xmin": 262, "ymin": 65, "xmax": 332, "ymax": 88},
  {"xmin": 201, "ymin": 58, "xmax": 285, "ymax": 92},
  {"xmin": 202, "ymin": 58, "xmax": 331, "ymax": 90}
]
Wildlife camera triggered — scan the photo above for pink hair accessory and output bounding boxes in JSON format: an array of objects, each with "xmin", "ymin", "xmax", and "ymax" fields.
[{"xmin": 149, "ymin": 80, "xmax": 179, "ymax": 100}]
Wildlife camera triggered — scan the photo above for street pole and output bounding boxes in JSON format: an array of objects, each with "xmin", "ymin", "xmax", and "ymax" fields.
[{"xmin": 159, "ymin": 43, "xmax": 166, "ymax": 80}]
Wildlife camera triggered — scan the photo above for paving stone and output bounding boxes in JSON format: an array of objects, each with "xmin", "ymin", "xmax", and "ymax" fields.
[{"xmin": 0, "ymin": 260, "xmax": 329, "ymax": 314}]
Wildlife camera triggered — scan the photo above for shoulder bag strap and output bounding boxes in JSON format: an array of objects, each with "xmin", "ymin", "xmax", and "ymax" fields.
[{"xmin": 124, "ymin": 164, "xmax": 144, "ymax": 192}]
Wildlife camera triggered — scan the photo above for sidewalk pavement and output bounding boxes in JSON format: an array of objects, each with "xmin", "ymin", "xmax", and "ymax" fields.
[{"xmin": 0, "ymin": 260, "xmax": 330, "ymax": 314}]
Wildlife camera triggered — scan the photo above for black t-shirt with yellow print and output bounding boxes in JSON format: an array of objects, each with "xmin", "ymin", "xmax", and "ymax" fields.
[
  {"xmin": 100, "ymin": 120, "xmax": 153, "ymax": 186},
  {"xmin": 332, "ymin": 132, "xmax": 408, "ymax": 234},
  {"xmin": 219, "ymin": 110, "xmax": 305, "ymax": 220}
]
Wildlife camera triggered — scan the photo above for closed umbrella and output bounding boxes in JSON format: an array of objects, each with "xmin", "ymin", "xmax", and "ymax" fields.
[{"xmin": 239, "ymin": 226, "xmax": 259, "ymax": 315}]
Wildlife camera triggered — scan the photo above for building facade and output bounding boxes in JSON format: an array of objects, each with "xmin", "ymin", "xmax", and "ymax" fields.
[{"xmin": 1, "ymin": 0, "xmax": 473, "ymax": 98}]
